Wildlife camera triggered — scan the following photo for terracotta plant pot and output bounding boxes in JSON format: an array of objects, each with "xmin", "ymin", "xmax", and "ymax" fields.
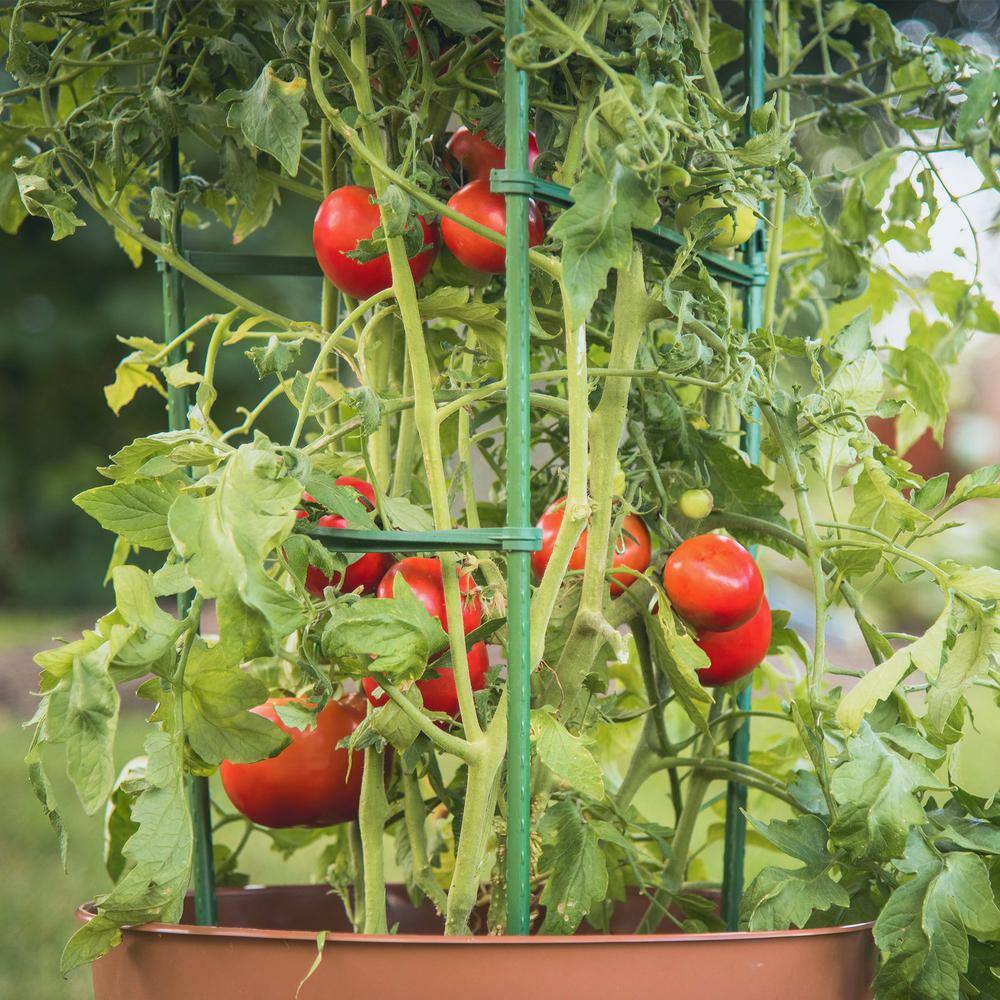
[{"xmin": 79, "ymin": 884, "xmax": 876, "ymax": 1000}]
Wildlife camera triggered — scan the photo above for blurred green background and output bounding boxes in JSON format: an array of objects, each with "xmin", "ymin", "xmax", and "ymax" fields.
[{"xmin": 3, "ymin": 2, "xmax": 1000, "ymax": 997}]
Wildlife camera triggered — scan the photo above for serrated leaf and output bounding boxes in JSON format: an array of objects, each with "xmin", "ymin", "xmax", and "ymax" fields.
[
  {"xmin": 648, "ymin": 605, "xmax": 713, "ymax": 733},
  {"xmin": 225, "ymin": 65, "xmax": 307, "ymax": 176},
  {"xmin": 321, "ymin": 576, "xmax": 447, "ymax": 680},
  {"xmin": 61, "ymin": 732, "xmax": 192, "ymax": 973},
  {"xmin": 531, "ymin": 708, "xmax": 605, "ymax": 800},
  {"xmin": 381, "ymin": 495, "xmax": 433, "ymax": 531},
  {"xmin": 830, "ymin": 723, "xmax": 946, "ymax": 861},
  {"xmin": 741, "ymin": 814, "xmax": 850, "ymax": 930},
  {"xmin": 75, "ymin": 478, "xmax": 183, "ymax": 551},
  {"xmin": 182, "ymin": 639, "xmax": 288, "ymax": 765},
  {"xmin": 549, "ymin": 161, "xmax": 659, "ymax": 326},
  {"xmin": 245, "ymin": 335, "xmax": 303, "ymax": 377},
  {"xmin": 874, "ymin": 833, "xmax": 1000, "ymax": 999},
  {"xmin": 837, "ymin": 600, "xmax": 950, "ymax": 732},
  {"xmin": 537, "ymin": 800, "xmax": 608, "ymax": 934},
  {"xmin": 168, "ymin": 439, "xmax": 305, "ymax": 659}
]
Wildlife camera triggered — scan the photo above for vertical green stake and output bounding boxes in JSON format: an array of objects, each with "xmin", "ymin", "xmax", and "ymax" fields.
[
  {"xmin": 159, "ymin": 139, "xmax": 218, "ymax": 927},
  {"xmin": 722, "ymin": 0, "xmax": 766, "ymax": 933},
  {"xmin": 501, "ymin": 0, "xmax": 533, "ymax": 937}
]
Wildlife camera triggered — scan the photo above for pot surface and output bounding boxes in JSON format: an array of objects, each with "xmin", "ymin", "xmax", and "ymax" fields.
[{"xmin": 80, "ymin": 884, "xmax": 875, "ymax": 1000}]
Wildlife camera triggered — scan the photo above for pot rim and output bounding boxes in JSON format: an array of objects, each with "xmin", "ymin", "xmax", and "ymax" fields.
[{"xmin": 77, "ymin": 884, "xmax": 875, "ymax": 945}]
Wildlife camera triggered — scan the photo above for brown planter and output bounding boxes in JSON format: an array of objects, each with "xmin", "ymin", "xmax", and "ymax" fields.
[{"xmin": 79, "ymin": 884, "xmax": 876, "ymax": 1000}]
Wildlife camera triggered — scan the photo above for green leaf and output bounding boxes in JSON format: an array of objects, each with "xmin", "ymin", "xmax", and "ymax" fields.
[
  {"xmin": 225, "ymin": 65, "xmax": 307, "ymax": 176},
  {"xmin": 381, "ymin": 495, "xmax": 433, "ymax": 531},
  {"xmin": 648, "ymin": 605, "xmax": 713, "ymax": 734},
  {"xmin": 321, "ymin": 576, "xmax": 447, "ymax": 680},
  {"xmin": 951, "ymin": 465, "xmax": 1000, "ymax": 505},
  {"xmin": 182, "ymin": 639, "xmax": 288, "ymax": 765},
  {"xmin": 925, "ymin": 601, "xmax": 1000, "ymax": 738},
  {"xmin": 103, "ymin": 756, "xmax": 145, "ymax": 883},
  {"xmin": 422, "ymin": 0, "xmax": 490, "ymax": 34},
  {"xmin": 537, "ymin": 800, "xmax": 608, "ymax": 934},
  {"xmin": 830, "ymin": 723, "xmax": 946, "ymax": 861},
  {"xmin": 303, "ymin": 474, "xmax": 377, "ymax": 530},
  {"xmin": 245, "ymin": 335, "xmax": 303, "ymax": 378},
  {"xmin": 531, "ymin": 707, "xmax": 605, "ymax": 800},
  {"xmin": 75, "ymin": 478, "xmax": 183, "ymax": 551},
  {"xmin": 837, "ymin": 600, "xmax": 950, "ymax": 732},
  {"xmin": 111, "ymin": 566, "xmax": 184, "ymax": 672},
  {"xmin": 957, "ymin": 67, "xmax": 1000, "ymax": 141},
  {"xmin": 741, "ymin": 814, "xmax": 850, "ymax": 930},
  {"xmin": 15, "ymin": 171, "xmax": 85, "ymax": 240},
  {"xmin": 874, "ymin": 833, "xmax": 1000, "ymax": 999},
  {"xmin": 371, "ymin": 687, "xmax": 423, "ymax": 752},
  {"xmin": 25, "ymin": 756, "xmax": 67, "ymax": 872},
  {"xmin": 549, "ymin": 161, "xmax": 659, "ymax": 326},
  {"xmin": 61, "ymin": 732, "xmax": 192, "ymax": 973},
  {"xmin": 168, "ymin": 439, "xmax": 306, "ymax": 658},
  {"xmin": 45, "ymin": 642, "xmax": 121, "ymax": 814}
]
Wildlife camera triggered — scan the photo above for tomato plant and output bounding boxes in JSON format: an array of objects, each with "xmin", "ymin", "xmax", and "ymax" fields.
[
  {"xmin": 11, "ymin": 0, "xmax": 1000, "ymax": 991},
  {"xmin": 220, "ymin": 696, "xmax": 366, "ymax": 828}
]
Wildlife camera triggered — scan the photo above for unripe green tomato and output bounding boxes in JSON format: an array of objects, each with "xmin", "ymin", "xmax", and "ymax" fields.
[
  {"xmin": 674, "ymin": 196, "xmax": 757, "ymax": 250},
  {"xmin": 679, "ymin": 488, "xmax": 714, "ymax": 520}
]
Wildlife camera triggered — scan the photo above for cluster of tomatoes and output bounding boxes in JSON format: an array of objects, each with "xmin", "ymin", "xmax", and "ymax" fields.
[
  {"xmin": 532, "ymin": 499, "xmax": 770, "ymax": 685},
  {"xmin": 220, "ymin": 485, "xmax": 770, "ymax": 829},
  {"xmin": 311, "ymin": 127, "xmax": 545, "ymax": 295}
]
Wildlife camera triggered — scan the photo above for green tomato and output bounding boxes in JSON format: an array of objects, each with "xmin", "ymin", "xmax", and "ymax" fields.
[
  {"xmin": 674, "ymin": 196, "xmax": 757, "ymax": 250},
  {"xmin": 678, "ymin": 488, "xmax": 714, "ymax": 520}
]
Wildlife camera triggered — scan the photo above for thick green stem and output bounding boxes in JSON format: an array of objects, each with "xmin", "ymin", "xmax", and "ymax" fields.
[
  {"xmin": 549, "ymin": 251, "xmax": 648, "ymax": 710},
  {"xmin": 403, "ymin": 770, "xmax": 448, "ymax": 914},
  {"xmin": 444, "ymin": 706, "xmax": 506, "ymax": 934},
  {"xmin": 359, "ymin": 744, "xmax": 389, "ymax": 934}
]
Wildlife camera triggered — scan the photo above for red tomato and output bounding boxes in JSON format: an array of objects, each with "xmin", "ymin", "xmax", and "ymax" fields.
[
  {"xmin": 530, "ymin": 499, "xmax": 651, "ymax": 597},
  {"xmin": 363, "ymin": 557, "xmax": 486, "ymax": 715},
  {"xmin": 376, "ymin": 556, "xmax": 482, "ymax": 634},
  {"xmin": 695, "ymin": 596, "xmax": 772, "ymax": 686},
  {"xmin": 296, "ymin": 478, "xmax": 393, "ymax": 596},
  {"xmin": 440, "ymin": 180, "xmax": 545, "ymax": 274},
  {"xmin": 219, "ymin": 696, "xmax": 366, "ymax": 829},
  {"xmin": 362, "ymin": 641, "xmax": 490, "ymax": 715},
  {"xmin": 445, "ymin": 127, "xmax": 540, "ymax": 182},
  {"xmin": 663, "ymin": 534, "xmax": 763, "ymax": 632},
  {"xmin": 312, "ymin": 185, "xmax": 437, "ymax": 299}
]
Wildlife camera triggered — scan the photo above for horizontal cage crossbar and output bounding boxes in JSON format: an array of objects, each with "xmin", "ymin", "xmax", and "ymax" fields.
[{"xmin": 300, "ymin": 525, "xmax": 542, "ymax": 553}]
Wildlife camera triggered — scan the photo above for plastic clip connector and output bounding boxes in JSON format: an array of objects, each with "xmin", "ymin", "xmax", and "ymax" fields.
[{"xmin": 489, "ymin": 169, "xmax": 538, "ymax": 197}]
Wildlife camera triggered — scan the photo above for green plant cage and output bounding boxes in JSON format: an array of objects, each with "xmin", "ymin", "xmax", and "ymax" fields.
[{"xmin": 156, "ymin": 0, "xmax": 768, "ymax": 937}]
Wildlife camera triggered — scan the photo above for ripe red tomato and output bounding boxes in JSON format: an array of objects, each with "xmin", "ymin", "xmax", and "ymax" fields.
[
  {"xmin": 530, "ymin": 499, "xmax": 651, "ymax": 597},
  {"xmin": 363, "ymin": 557, "xmax": 486, "ymax": 715},
  {"xmin": 312, "ymin": 185, "xmax": 437, "ymax": 299},
  {"xmin": 377, "ymin": 556, "xmax": 482, "ymax": 634},
  {"xmin": 663, "ymin": 534, "xmax": 763, "ymax": 632},
  {"xmin": 219, "ymin": 696, "xmax": 366, "ymax": 829},
  {"xmin": 362, "ymin": 641, "xmax": 490, "ymax": 716},
  {"xmin": 867, "ymin": 416, "xmax": 957, "ymax": 482},
  {"xmin": 445, "ymin": 127, "xmax": 540, "ymax": 182},
  {"xmin": 695, "ymin": 596, "xmax": 772, "ymax": 686},
  {"xmin": 440, "ymin": 180, "xmax": 545, "ymax": 274},
  {"xmin": 296, "ymin": 477, "xmax": 393, "ymax": 596}
]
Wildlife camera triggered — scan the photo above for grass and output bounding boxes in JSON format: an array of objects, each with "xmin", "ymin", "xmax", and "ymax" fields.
[{"xmin": 0, "ymin": 709, "xmax": 324, "ymax": 1000}]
